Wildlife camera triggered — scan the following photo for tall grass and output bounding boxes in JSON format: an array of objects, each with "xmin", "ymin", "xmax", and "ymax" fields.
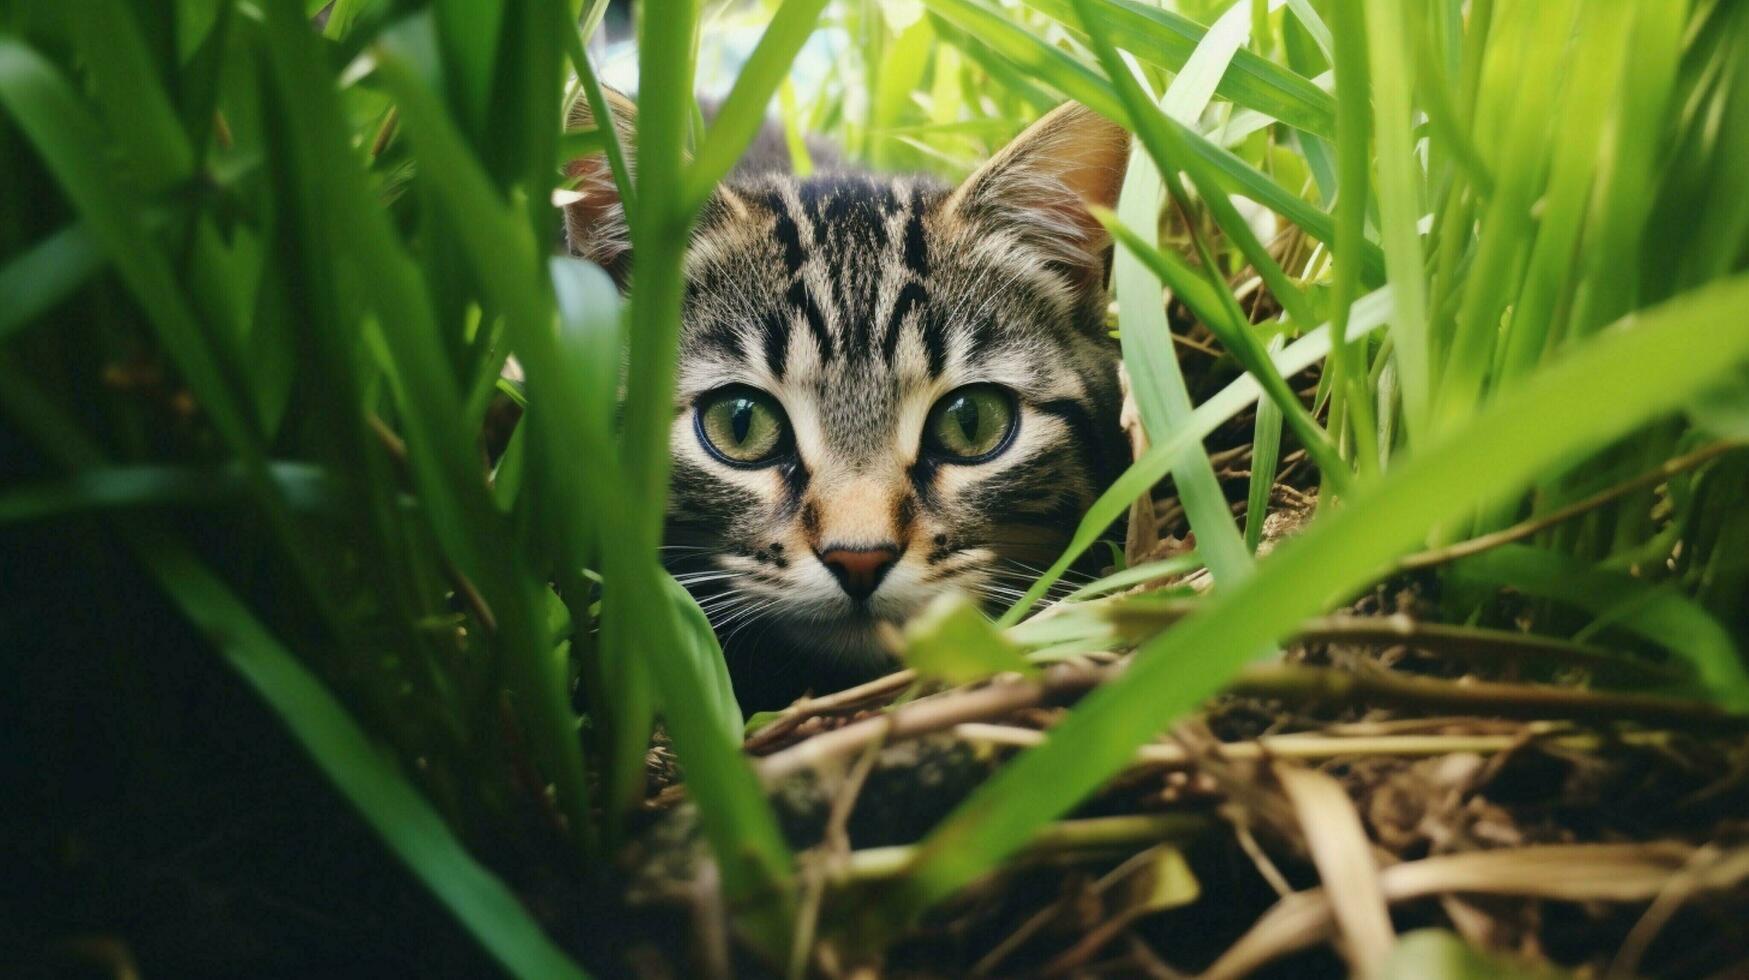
[{"xmin": 2, "ymin": 0, "xmax": 1746, "ymax": 971}]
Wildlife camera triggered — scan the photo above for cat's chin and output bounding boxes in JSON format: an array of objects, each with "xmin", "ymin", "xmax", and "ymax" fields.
[
  {"xmin": 778, "ymin": 611, "xmax": 896, "ymax": 668},
  {"xmin": 721, "ymin": 607, "xmax": 903, "ymax": 711}
]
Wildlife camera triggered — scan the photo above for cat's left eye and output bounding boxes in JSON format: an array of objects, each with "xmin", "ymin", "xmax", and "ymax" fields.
[
  {"xmin": 924, "ymin": 384, "xmax": 1018, "ymax": 462},
  {"xmin": 696, "ymin": 386, "xmax": 791, "ymax": 465}
]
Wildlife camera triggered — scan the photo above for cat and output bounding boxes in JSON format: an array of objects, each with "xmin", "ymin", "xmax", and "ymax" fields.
[{"xmin": 563, "ymin": 91, "xmax": 1131, "ymax": 710}]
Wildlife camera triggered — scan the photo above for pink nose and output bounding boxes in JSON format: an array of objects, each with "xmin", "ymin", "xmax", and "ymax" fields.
[{"xmin": 817, "ymin": 545, "xmax": 900, "ymax": 600}]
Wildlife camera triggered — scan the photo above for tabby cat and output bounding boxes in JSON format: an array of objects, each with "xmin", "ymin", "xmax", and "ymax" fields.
[{"xmin": 564, "ymin": 94, "xmax": 1132, "ymax": 710}]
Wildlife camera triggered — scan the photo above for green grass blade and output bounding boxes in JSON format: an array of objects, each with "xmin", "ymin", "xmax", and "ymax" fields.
[
  {"xmin": 373, "ymin": 25, "xmax": 605, "ymax": 856},
  {"xmin": 0, "ymin": 39, "xmax": 257, "ymax": 456},
  {"xmin": 1071, "ymin": 2, "xmax": 1344, "ymax": 499},
  {"xmin": 923, "ymin": 0, "xmax": 1383, "ymax": 280},
  {"xmin": 69, "ymin": 0, "xmax": 195, "ymax": 190},
  {"xmin": 601, "ymin": 0, "xmax": 798, "ymax": 942},
  {"xmin": 1452, "ymin": 546, "xmax": 1749, "ymax": 709},
  {"xmin": 1359, "ymin": 0, "xmax": 1431, "ymax": 446},
  {"xmin": 1246, "ymin": 336, "xmax": 1286, "ymax": 553},
  {"xmin": 1108, "ymin": 0, "xmax": 1256, "ymax": 587},
  {"xmin": 890, "ymin": 271, "xmax": 1749, "ymax": 925},
  {"xmin": 1099, "ymin": 213, "xmax": 1348, "ymax": 491},
  {"xmin": 999, "ymin": 287, "xmax": 1394, "ymax": 624},
  {"xmin": 684, "ymin": 0, "xmax": 830, "ymax": 206},
  {"xmin": 1060, "ymin": 553, "xmax": 1205, "ymax": 602},
  {"xmin": 1024, "ymin": 0, "xmax": 1335, "ymax": 137},
  {"xmin": 139, "ymin": 532, "xmax": 590, "ymax": 980},
  {"xmin": 0, "ymin": 462, "xmax": 341, "ymax": 523},
  {"xmin": 922, "ymin": 0, "xmax": 1123, "ymax": 118},
  {"xmin": 1323, "ymin": 0, "xmax": 1375, "ymax": 468},
  {"xmin": 0, "ymin": 221, "xmax": 103, "ymax": 342},
  {"xmin": 563, "ymin": 27, "xmax": 636, "ymax": 225},
  {"xmin": 1432, "ymin": 0, "xmax": 1575, "ymax": 441},
  {"xmin": 1283, "ymin": 0, "xmax": 1334, "ymax": 61}
]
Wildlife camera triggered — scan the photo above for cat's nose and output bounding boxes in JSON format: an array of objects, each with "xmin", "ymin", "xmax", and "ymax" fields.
[{"xmin": 817, "ymin": 545, "xmax": 900, "ymax": 600}]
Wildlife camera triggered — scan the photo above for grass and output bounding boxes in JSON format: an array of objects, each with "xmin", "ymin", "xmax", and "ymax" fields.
[{"xmin": 2, "ymin": 0, "xmax": 1747, "ymax": 974}]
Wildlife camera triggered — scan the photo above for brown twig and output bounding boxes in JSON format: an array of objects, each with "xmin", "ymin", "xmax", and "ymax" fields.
[
  {"xmin": 1228, "ymin": 664, "xmax": 1749, "ymax": 733},
  {"xmin": 833, "ymin": 813, "xmax": 1212, "ymax": 885},
  {"xmin": 1296, "ymin": 614, "xmax": 1688, "ymax": 681},
  {"xmin": 1103, "ymin": 608, "xmax": 1690, "ymax": 682},
  {"xmin": 744, "ymin": 669, "xmax": 919, "ymax": 754},
  {"xmin": 762, "ymin": 658, "xmax": 1744, "ymax": 785},
  {"xmin": 1395, "ymin": 440, "xmax": 1745, "ymax": 572},
  {"xmin": 951, "ymin": 722, "xmax": 1675, "ymax": 770},
  {"xmin": 1203, "ymin": 843, "xmax": 1749, "ymax": 980},
  {"xmin": 1273, "ymin": 764, "xmax": 1395, "ymax": 976},
  {"xmin": 756, "ymin": 664, "xmax": 1107, "ymax": 783}
]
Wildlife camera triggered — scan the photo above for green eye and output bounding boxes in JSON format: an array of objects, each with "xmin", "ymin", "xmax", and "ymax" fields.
[
  {"xmin": 697, "ymin": 387, "xmax": 789, "ymax": 464},
  {"xmin": 925, "ymin": 384, "xmax": 1017, "ymax": 461}
]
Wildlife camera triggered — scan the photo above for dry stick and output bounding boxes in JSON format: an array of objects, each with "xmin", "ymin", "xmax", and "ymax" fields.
[
  {"xmin": 1228, "ymin": 664, "xmax": 1749, "ymax": 733},
  {"xmin": 788, "ymin": 734, "xmax": 885, "ymax": 980},
  {"xmin": 978, "ymin": 844, "xmax": 1170, "ymax": 977},
  {"xmin": 1273, "ymin": 765, "xmax": 1395, "ymax": 977},
  {"xmin": 1607, "ymin": 843, "xmax": 1728, "ymax": 980},
  {"xmin": 744, "ymin": 669, "xmax": 919, "ymax": 754},
  {"xmin": 1038, "ymin": 843, "xmax": 1210, "ymax": 978},
  {"xmin": 756, "ymin": 665, "xmax": 1107, "ymax": 783},
  {"xmin": 1297, "ymin": 614, "xmax": 1686, "ymax": 681},
  {"xmin": 1104, "ymin": 608, "xmax": 1690, "ymax": 682},
  {"xmin": 952, "ymin": 723, "xmax": 1674, "ymax": 771},
  {"xmin": 1202, "ymin": 843, "xmax": 1749, "ymax": 980},
  {"xmin": 833, "ymin": 813, "xmax": 1213, "ymax": 885},
  {"xmin": 760, "ymin": 660, "xmax": 1745, "ymax": 785},
  {"xmin": 1394, "ymin": 439, "xmax": 1746, "ymax": 572}
]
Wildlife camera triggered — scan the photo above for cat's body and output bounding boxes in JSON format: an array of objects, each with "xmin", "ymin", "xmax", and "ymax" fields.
[{"xmin": 565, "ymin": 95, "xmax": 1131, "ymax": 709}]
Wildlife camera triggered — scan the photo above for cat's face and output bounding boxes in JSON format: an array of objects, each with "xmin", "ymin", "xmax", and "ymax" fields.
[{"xmin": 565, "ymin": 99, "xmax": 1130, "ymax": 705}]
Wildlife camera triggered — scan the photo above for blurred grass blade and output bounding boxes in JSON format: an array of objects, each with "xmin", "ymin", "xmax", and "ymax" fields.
[
  {"xmin": 603, "ymin": 0, "xmax": 799, "ymax": 945},
  {"xmin": 897, "ymin": 273, "xmax": 1749, "ymax": 922},
  {"xmin": 0, "ymin": 39, "xmax": 259, "ymax": 460},
  {"xmin": 0, "ymin": 222, "xmax": 103, "ymax": 342},
  {"xmin": 139, "ymin": 531, "xmax": 589, "ymax": 980},
  {"xmin": 372, "ymin": 23, "xmax": 602, "ymax": 855},
  {"xmin": 70, "ymin": 0, "xmax": 195, "ymax": 190},
  {"xmin": 1323, "ymin": 0, "xmax": 1377, "ymax": 470},
  {"xmin": 0, "ymin": 463, "xmax": 341, "ymax": 523},
  {"xmin": 685, "ymin": 0, "xmax": 830, "ymax": 204},
  {"xmin": 905, "ymin": 594, "xmax": 1038, "ymax": 685},
  {"xmin": 664, "ymin": 573, "xmax": 746, "ymax": 738}
]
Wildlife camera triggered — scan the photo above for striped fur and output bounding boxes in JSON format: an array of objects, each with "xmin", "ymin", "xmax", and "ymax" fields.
[{"xmin": 566, "ymin": 100, "xmax": 1131, "ymax": 708}]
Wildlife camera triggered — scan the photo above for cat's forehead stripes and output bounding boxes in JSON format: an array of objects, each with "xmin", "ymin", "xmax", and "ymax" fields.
[
  {"xmin": 676, "ymin": 170, "xmax": 1108, "ymax": 465},
  {"xmin": 698, "ymin": 175, "xmax": 945, "ymax": 385}
]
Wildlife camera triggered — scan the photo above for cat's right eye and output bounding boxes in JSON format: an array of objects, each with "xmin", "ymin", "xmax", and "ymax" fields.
[{"xmin": 695, "ymin": 386, "xmax": 791, "ymax": 466}]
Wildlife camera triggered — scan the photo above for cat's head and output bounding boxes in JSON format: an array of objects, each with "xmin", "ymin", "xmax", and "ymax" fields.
[{"xmin": 564, "ymin": 94, "xmax": 1130, "ymax": 705}]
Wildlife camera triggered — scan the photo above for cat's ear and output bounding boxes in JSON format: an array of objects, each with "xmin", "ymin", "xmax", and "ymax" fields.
[
  {"xmin": 944, "ymin": 102, "xmax": 1131, "ymax": 289},
  {"xmin": 558, "ymin": 87, "xmax": 641, "ymax": 283}
]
